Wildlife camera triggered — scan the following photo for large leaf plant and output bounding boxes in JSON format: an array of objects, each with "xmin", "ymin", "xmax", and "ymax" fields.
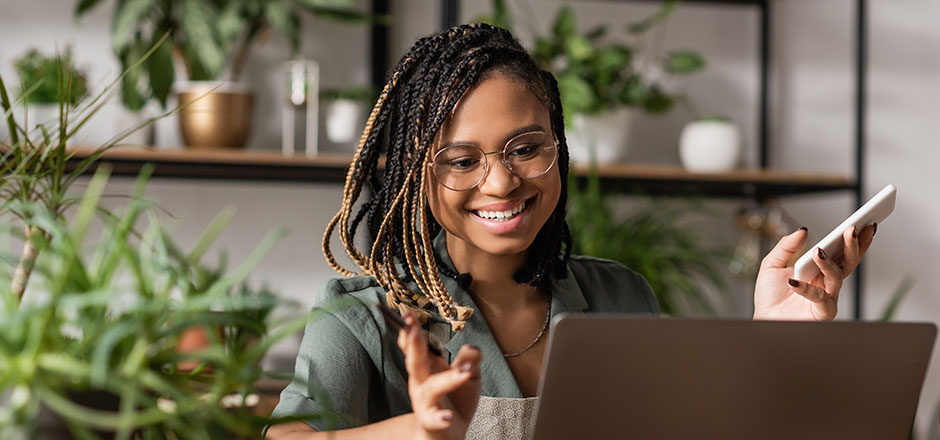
[
  {"xmin": 530, "ymin": 1, "xmax": 705, "ymax": 122},
  {"xmin": 74, "ymin": 0, "xmax": 372, "ymax": 112}
]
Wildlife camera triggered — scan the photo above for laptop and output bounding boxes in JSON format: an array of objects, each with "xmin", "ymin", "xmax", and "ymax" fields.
[{"xmin": 531, "ymin": 315, "xmax": 936, "ymax": 440}]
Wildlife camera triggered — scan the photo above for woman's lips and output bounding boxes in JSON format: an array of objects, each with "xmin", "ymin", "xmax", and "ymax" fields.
[{"xmin": 469, "ymin": 198, "xmax": 532, "ymax": 234}]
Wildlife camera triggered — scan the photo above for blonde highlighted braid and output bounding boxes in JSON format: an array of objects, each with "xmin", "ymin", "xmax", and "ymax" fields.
[{"xmin": 322, "ymin": 23, "xmax": 573, "ymax": 332}]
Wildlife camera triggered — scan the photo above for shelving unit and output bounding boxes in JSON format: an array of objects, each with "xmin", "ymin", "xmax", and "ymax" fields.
[
  {"xmin": 59, "ymin": 0, "xmax": 869, "ymax": 317},
  {"xmin": 439, "ymin": 0, "xmax": 868, "ymax": 318}
]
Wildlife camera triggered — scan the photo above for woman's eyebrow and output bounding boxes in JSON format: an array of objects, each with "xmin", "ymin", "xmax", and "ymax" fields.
[{"xmin": 439, "ymin": 124, "xmax": 546, "ymax": 150}]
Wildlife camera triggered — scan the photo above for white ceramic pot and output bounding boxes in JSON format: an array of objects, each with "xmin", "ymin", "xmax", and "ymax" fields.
[
  {"xmin": 325, "ymin": 99, "xmax": 366, "ymax": 144},
  {"xmin": 679, "ymin": 119, "xmax": 740, "ymax": 172},
  {"xmin": 567, "ymin": 107, "xmax": 636, "ymax": 165}
]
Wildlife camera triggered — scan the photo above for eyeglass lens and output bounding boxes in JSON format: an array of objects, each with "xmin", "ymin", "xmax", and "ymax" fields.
[{"xmin": 433, "ymin": 131, "xmax": 557, "ymax": 191}]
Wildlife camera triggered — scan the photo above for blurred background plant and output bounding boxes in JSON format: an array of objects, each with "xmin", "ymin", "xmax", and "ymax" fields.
[
  {"xmin": 0, "ymin": 47, "xmax": 330, "ymax": 438},
  {"xmin": 532, "ymin": 1, "xmax": 705, "ymax": 120},
  {"xmin": 74, "ymin": 0, "xmax": 374, "ymax": 112},
  {"xmin": 477, "ymin": 0, "xmax": 705, "ymax": 121},
  {"xmin": 13, "ymin": 47, "xmax": 88, "ymax": 106},
  {"xmin": 566, "ymin": 171, "xmax": 729, "ymax": 316}
]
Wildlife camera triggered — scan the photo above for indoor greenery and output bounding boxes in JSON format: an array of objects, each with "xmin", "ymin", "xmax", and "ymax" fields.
[
  {"xmin": 13, "ymin": 48, "xmax": 88, "ymax": 105},
  {"xmin": 532, "ymin": 1, "xmax": 705, "ymax": 121},
  {"xmin": 566, "ymin": 171, "xmax": 728, "ymax": 316},
  {"xmin": 74, "ymin": 0, "xmax": 372, "ymax": 111},
  {"xmin": 0, "ymin": 46, "xmax": 333, "ymax": 438}
]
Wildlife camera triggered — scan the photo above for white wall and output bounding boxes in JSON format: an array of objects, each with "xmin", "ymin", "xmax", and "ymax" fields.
[{"xmin": 2, "ymin": 0, "xmax": 939, "ymax": 436}]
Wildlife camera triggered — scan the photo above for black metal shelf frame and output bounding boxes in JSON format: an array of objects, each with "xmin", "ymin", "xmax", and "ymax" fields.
[{"xmin": 432, "ymin": 0, "xmax": 868, "ymax": 319}]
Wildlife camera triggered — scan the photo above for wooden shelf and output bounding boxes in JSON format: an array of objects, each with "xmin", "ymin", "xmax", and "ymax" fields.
[
  {"xmin": 574, "ymin": 163, "xmax": 856, "ymax": 197},
  {"xmin": 65, "ymin": 146, "xmax": 855, "ymax": 197}
]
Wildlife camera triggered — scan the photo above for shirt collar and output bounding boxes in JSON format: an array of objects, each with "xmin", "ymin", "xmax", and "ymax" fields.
[{"xmin": 432, "ymin": 231, "xmax": 588, "ymax": 397}]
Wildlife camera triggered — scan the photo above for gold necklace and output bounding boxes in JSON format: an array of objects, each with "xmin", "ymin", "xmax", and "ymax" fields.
[{"xmin": 502, "ymin": 297, "xmax": 551, "ymax": 358}]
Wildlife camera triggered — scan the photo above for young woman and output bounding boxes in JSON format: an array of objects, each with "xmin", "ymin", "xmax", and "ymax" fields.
[{"xmin": 266, "ymin": 23, "xmax": 876, "ymax": 440}]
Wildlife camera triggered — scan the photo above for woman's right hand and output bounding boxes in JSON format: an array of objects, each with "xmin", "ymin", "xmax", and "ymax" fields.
[{"xmin": 397, "ymin": 312, "xmax": 482, "ymax": 440}]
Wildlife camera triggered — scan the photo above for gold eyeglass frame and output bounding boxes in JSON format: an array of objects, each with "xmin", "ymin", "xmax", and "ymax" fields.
[{"xmin": 429, "ymin": 131, "xmax": 560, "ymax": 192}]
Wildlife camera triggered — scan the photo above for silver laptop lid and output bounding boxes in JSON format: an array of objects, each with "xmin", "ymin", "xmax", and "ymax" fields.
[{"xmin": 532, "ymin": 315, "xmax": 936, "ymax": 440}]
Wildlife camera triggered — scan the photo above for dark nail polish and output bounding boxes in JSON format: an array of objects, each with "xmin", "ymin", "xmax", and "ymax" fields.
[
  {"xmin": 873, "ymin": 222, "xmax": 878, "ymax": 237},
  {"xmin": 799, "ymin": 226, "xmax": 808, "ymax": 232},
  {"xmin": 852, "ymin": 226, "xmax": 858, "ymax": 239},
  {"xmin": 788, "ymin": 278, "xmax": 801, "ymax": 287},
  {"xmin": 817, "ymin": 247, "xmax": 827, "ymax": 260}
]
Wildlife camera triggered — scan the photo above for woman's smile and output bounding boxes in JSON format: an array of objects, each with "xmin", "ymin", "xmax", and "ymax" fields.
[{"xmin": 469, "ymin": 197, "xmax": 535, "ymax": 233}]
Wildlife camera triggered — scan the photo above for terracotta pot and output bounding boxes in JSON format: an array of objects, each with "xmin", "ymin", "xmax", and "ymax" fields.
[{"xmin": 175, "ymin": 81, "xmax": 253, "ymax": 149}]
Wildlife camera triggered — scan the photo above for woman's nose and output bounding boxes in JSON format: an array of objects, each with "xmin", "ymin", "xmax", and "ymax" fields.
[{"xmin": 478, "ymin": 155, "xmax": 520, "ymax": 196}]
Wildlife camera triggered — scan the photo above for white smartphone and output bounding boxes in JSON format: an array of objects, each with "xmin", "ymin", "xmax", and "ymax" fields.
[{"xmin": 792, "ymin": 184, "xmax": 897, "ymax": 283}]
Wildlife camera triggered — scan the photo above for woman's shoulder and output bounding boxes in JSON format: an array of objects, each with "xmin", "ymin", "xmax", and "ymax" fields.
[
  {"xmin": 565, "ymin": 255, "xmax": 659, "ymax": 314},
  {"xmin": 315, "ymin": 275, "xmax": 385, "ymax": 309}
]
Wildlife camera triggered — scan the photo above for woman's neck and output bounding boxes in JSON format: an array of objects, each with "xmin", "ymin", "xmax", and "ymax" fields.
[{"xmin": 445, "ymin": 233, "xmax": 542, "ymax": 310}]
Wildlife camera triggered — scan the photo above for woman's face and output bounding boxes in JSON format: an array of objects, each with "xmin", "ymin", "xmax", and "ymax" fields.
[{"xmin": 427, "ymin": 73, "xmax": 561, "ymax": 260}]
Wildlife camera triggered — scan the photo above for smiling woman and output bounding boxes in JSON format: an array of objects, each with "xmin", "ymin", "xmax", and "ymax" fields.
[{"xmin": 265, "ymin": 23, "xmax": 876, "ymax": 440}]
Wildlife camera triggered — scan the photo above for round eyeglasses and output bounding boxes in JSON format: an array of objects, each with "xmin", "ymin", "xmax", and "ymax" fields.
[{"xmin": 430, "ymin": 131, "xmax": 559, "ymax": 191}]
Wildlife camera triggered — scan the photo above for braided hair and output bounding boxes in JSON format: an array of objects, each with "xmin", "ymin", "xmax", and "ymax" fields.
[{"xmin": 323, "ymin": 23, "xmax": 573, "ymax": 331}]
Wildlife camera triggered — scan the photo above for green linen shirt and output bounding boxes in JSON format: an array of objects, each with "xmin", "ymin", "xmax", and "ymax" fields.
[{"xmin": 271, "ymin": 234, "xmax": 658, "ymax": 431}]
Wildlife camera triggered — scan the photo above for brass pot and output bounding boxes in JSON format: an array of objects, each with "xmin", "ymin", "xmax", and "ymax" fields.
[{"xmin": 176, "ymin": 81, "xmax": 253, "ymax": 149}]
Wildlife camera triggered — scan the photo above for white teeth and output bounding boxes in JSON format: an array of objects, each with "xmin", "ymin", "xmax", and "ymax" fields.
[{"xmin": 475, "ymin": 201, "xmax": 526, "ymax": 221}]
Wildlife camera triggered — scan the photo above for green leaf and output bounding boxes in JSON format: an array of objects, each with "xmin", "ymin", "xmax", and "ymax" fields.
[
  {"xmin": 180, "ymin": 0, "xmax": 226, "ymax": 80},
  {"xmin": 532, "ymin": 38, "xmax": 558, "ymax": 69},
  {"xmin": 584, "ymin": 25, "xmax": 608, "ymax": 42},
  {"xmin": 618, "ymin": 75, "xmax": 647, "ymax": 107},
  {"xmin": 879, "ymin": 276, "xmax": 914, "ymax": 321},
  {"xmin": 74, "ymin": 0, "xmax": 104, "ymax": 17},
  {"xmin": 217, "ymin": 2, "xmax": 246, "ymax": 48},
  {"xmin": 111, "ymin": 0, "xmax": 152, "ymax": 52},
  {"xmin": 552, "ymin": 5, "xmax": 577, "ymax": 40},
  {"xmin": 626, "ymin": 0, "xmax": 677, "ymax": 34},
  {"xmin": 147, "ymin": 30, "xmax": 175, "ymax": 109},
  {"xmin": 643, "ymin": 85, "xmax": 673, "ymax": 113},
  {"xmin": 558, "ymin": 72, "xmax": 595, "ymax": 114},
  {"xmin": 564, "ymin": 35, "xmax": 593, "ymax": 62},
  {"xmin": 666, "ymin": 50, "xmax": 706, "ymax": 75},
  {"xmin": 119, "ymin": 37, "xmax": 148, "ymax": 112},
  {"xmin": 266, "ymin": 1, "xmax": 300, "ymax": 54}
]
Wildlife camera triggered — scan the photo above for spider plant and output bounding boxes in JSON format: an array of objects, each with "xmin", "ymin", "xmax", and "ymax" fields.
[{"xmin": 0, "ymin": 44, "xmax": 337, "ymax": 438}]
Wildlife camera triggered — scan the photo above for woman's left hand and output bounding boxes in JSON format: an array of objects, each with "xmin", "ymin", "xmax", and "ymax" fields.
[{"xmin": 753, "ymin": 224, "xmax": 877, "ymax": 321}]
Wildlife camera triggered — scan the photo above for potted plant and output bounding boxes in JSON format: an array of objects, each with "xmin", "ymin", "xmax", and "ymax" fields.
[
  {"xmin": 566, "ymin": 169, "xmax": 729, "ymax": 315},
  {"xmin": 323, "ymin": 85, "xmax": 375, "ymax": 146},
  {"xmin": 0, "ymin": 52, "xmax": 332, "ymax": 438},
  {"xmin": 11, "ymin": 48, "xmax": 88, "ymax": 140},
  {"xmin": 531, "ymin": 1, "xmax": 705, "ymax": 164},
  {"xmin": 75, "ymin": 0, "xmax": 371, "ymax": 149}
]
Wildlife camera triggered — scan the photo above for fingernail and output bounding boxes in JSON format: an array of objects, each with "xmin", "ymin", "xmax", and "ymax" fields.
[
  {"xmin": 873, "ymin": 222, "xmax": 878, "ymax": 237},
  {"xmin": 817, "ymin": 247, "xmax": 827, "ymax": 260},
  {"xmin": 852, "ymin": 226, "xmax": 858, "ymax": 239},
  {"xmin": 788, "ymin": 278, "xmax": 801, "ymax": 287},
  {"xmin": 460, "ymin": 362, "xmax": 472, "ymax": 372},
  {"xmin": 799, "ymin": 226, "xmax": 808, "ymax": 232},
  {"xmin": 441, "ymin": 412, "xmax": 453, "ymax": 422},
  {"xmin": 404, "ymin": 315, "xmax": 415, "ymax": 326},
  {"xmin": 469, "ymin": 345, "xmax": 480, "ymax": 351}
]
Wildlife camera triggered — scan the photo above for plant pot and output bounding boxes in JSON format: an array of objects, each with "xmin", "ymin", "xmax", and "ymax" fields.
[
  {"xmin": 175, "ymin": 81, "xmax": 253, "ymax": 149},
  {"xmin": 325, "ymin": 98, "xmax": 365, "ymax": 145},
  {"xmin": 679, "ymin": 119, "xmax": 740, "ymax": 172},
  {"xmin": 567, "ymin": 107, "xmax": 636, "ymax": 165}
]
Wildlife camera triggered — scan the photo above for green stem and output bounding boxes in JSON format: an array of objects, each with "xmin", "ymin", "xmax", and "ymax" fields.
[{"xmin": 11, "ymin": 225, "xmax": 40, "ymax": 301}]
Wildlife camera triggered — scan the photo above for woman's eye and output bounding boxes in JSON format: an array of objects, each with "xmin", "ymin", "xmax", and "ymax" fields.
[
  {"xmin": 508, "ymin": 144, "xmax": 539, "ymax": 159},
  {"xmin": 447, "ymin": 157, "xmax": 480, "ymax": 170}
]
